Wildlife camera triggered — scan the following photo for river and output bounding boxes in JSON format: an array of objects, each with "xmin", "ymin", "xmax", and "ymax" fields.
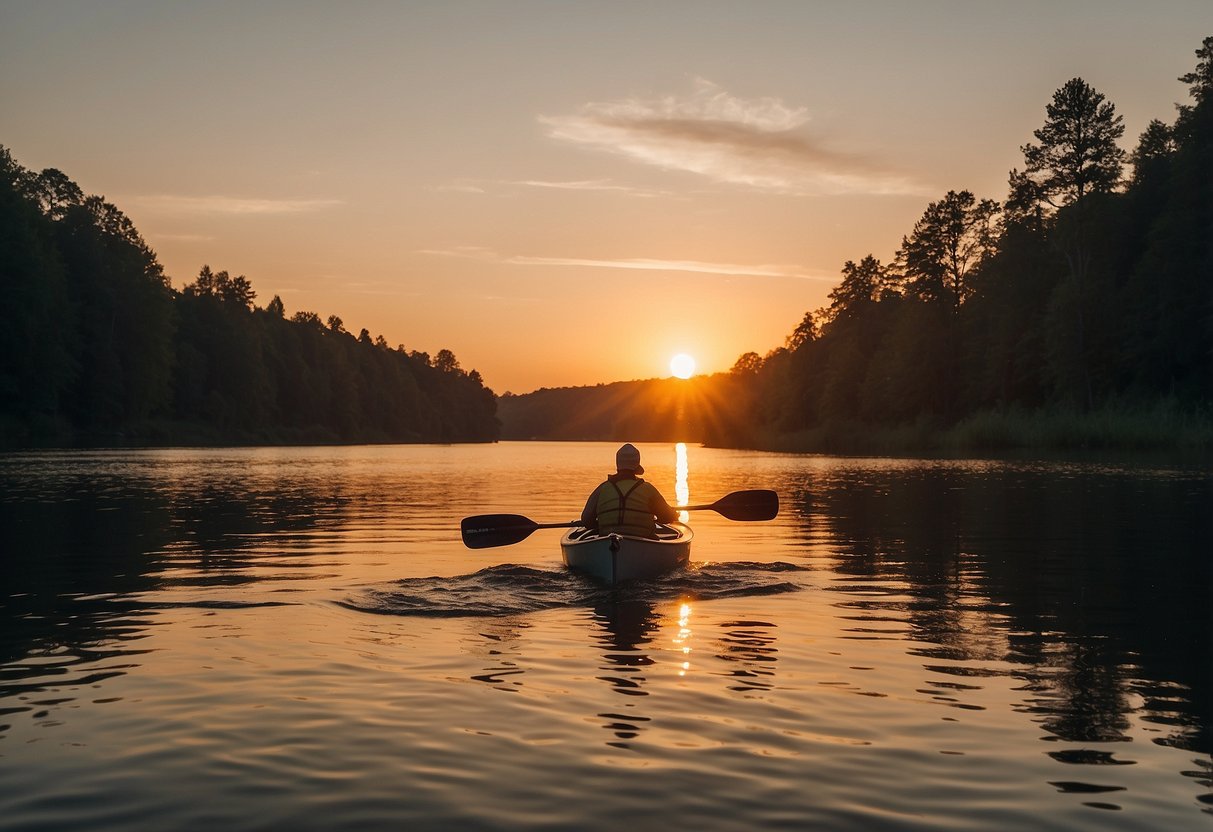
[{"xmin": 0, "ymin": 442, "xmax": 1209, "ymax": 830}]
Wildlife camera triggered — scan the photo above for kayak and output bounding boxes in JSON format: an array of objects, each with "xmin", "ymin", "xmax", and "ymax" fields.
[{"xmin": 559, "ymin": 522, "xmax": 693, "ymax": 584}]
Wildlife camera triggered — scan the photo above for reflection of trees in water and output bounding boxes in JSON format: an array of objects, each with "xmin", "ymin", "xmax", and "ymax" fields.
[
  {"xmin": 714, "ymin": 620, "xmax": 778, "ymax": 692},
  {"xmin": 1, "ymin": 489, "xmax": 168, "ymax": 732},
  {"xmin": 1019, "ymin": 640, "xmax": 1133, "ymax": 744},
  {"xmin": 0, "ymin": 469, "xmax": 333, "ymax": 733},
  {"xmin": 783, "ymin": 463, "xmax": 1211, "ymax": 765},
  {"xmin": 590, "ymin": 597, "xmax": 660, "ymax": 748},
  {"xmin": 461, "ymin": 596, "xmax": 663, "ymax": 745},
  {"xmin": 158, "ymin": 482, "xmax": 343, "ymax": 587},
  {"xmin": 467, "ymin": 617, "xmax": 531, "ymax": 692},
  {"xmin": 463, "ymin": 593, "xmax": 790, "ymax": 747}
]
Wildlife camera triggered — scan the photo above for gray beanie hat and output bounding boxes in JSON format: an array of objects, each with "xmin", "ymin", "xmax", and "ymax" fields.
[{"xmin": 615, "ymin": 443, "xmax": 644, "ymax": 474}]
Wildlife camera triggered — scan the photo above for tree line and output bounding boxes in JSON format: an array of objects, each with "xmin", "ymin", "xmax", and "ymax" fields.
[
  {"xmin": 0, "ymin": 151, "xmax": 498, "ymax": 446},
  {"xmin": 503, "ymin": 37, "xmax": 1213, "ymax": 451}
]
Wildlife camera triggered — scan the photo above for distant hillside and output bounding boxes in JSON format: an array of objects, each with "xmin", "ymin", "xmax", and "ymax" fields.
[{"xmin": 498, "ymin": 375, "xmax": 754, "ymax": 444}]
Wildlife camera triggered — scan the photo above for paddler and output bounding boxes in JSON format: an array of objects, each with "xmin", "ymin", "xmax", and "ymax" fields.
[{"xmin": 581, "ymin": 443, "xmax": 678, "ymax": 538}]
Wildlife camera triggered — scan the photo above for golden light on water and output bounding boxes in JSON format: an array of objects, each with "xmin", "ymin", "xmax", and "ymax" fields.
[
  {"xmin": 674, "ymin": 601, "xmax": 694, "ymax": 676},
  {"xmin": 675, "ymin": 442, "xmax": 690, "ymax": 523},
  {"xmin": 669, "ymin": 353, "xmax": 696, "ymax": 379}
]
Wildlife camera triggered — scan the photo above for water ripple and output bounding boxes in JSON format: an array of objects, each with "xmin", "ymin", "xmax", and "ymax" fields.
[{"xmin": 339, "ymin": 561, "xmax": 810, "ymax": 618}]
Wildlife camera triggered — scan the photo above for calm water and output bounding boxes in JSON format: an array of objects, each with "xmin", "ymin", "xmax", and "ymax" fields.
[{"xmin": 0, "ymin": 442, "xmax": 1209, "ymax": 831}]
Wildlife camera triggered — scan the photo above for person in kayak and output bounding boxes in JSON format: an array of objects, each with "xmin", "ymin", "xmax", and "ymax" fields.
[{"xmin": 581, "ymin": 443, "xmax": 679, "ymax": 538}]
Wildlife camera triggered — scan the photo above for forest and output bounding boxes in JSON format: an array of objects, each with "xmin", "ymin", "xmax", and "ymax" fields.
[
  {"xmin": 501, "ymin": 37, "xmax": 1213, "ymax": 452},
  {"xmin": 0, "ymin": 151, "xmax": 499, "ymax": 447}
]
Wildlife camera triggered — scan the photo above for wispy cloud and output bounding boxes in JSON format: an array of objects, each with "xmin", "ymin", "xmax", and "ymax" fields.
[
  {"xmin": 130, "ymin": 195, "xmax": 343, "ymax": 215},
  {"xmin": 433, "ymin": 180, "xmax": 488, "ymax": 194},
  {"xmin": 506, "ymin": 179, "xmax": 673, "ymax": 198},
  {"xmin": 419, "ymin": 246, "xmax": 832, "ymax": 280},
  {"xmin": 540, "ymin": 80, "xmax": 923, "ymax": 196},
  {"xmin": 434, "ymin": 178, "xmax": 672, "ymax": 198}
]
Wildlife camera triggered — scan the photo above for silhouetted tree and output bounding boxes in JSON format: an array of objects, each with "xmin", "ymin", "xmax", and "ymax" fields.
[
  {"xmin": 828, "ymin": 256, "xmax": 890, "ymax": 320},
  {"xmin": 0, "ymin": 148, "xmax": 74, "ymax": 435},
  {"xmin": 897, "ymin": 191, "xmax": 1000, "ymax": 314},
  {"xmin": 25, "ymin": 168, "xmax": 84, "ymax": 220},
  {"xmin": 731, "ymin": 352, "xmax": 764, "ymax": 375},
  {"xmin": 1129, "ymin": 120, "xmax": 1176, "ymax": 185},
  {"xmin": 1021, "ymin": 78, "xmax": 1125, "ymax": 408},
  {"xmin": 434, "ymin": 348, "xmax": 461, "ymax": 374},
  {"xmin": 55, "ymin": 195, "xmax": 175, "ymax": 428},
  {"xmin": 1177, "ymin": 35, "xmax": 1213, "ymax": 115},
  {"xmin": 186, "ymin": 266, "xmax": 256, "ymax": 311},
  {"xmin": 1022, "ymin": 79, "xmax": 1125, "ymax": 206}
]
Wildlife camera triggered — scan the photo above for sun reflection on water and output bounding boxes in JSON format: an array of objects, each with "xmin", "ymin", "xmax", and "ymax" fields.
[
  {"xmin": 673, "ymin": 601, "xmax": 694, "ymax": 676},
  {"xmin": 675, "ymin": 442, "xmax": 690, "ymax": 523}
]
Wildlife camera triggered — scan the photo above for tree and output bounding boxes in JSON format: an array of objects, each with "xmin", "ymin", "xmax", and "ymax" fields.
[
  {"xmin": 897, "ymin": 191, "xmax": 1000, "ymax": 314},
  {"xmin": 731, "ymin": 352, "xmax": 764, "ymax": 375},
  {"xmin": 1021, "ymin": 78, "xmax": 1125, "ymax": 207},
  {"xmin": 1003, "ymin": 169, "xmax": 1047, "ymax": 234},
  {"xmin": 1020, "ymin": 78, "xmax": 1126, "ymax": 409},
  {"xmin": 219, "ymin": 274, "xmax": 255, "ymax": 310},
  {"xmin": 828, "ymin": 255, "xmax": 890, "ymax": 320},
  {"xmin": 26, "ymin": 168, "xmax": 84, "ymax": 220},
  {"xmin": 1130, "ymin": 120, "xmax": 1175, "ymax": 182},
  {"xmin": 1179, "ymin": 35, "xmax": 1213, "ymax": 103},
  {"xmin": 1124, "ymin": 36, "xmax": 1213, "ymax": 403},
  {"xmin": 186, "ymin": 266, "xmax": 255, "ymax": 311},
  {"xmin": 434, "ymin": 348, "xmax": 461, "ymax": 374},
  {"xmin": 1175, "ymin": 36, "xmax": 1213, "ymax": 145},
  {"xmin": 55, "ymin": 196, "xmax": 175, "ymax": 426},
  {"xmin": 291, "ymin": 310, "xmax": 324, "ymax": 329},
  {"xmin": 0, "ymin": 148, "xmax": 74, "ymax": 432}
]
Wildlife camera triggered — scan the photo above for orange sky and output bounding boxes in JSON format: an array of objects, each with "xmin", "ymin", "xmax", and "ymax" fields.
[{"xmin": 2, "ymin": 2, "xmax": 1210, "ymax": 392}]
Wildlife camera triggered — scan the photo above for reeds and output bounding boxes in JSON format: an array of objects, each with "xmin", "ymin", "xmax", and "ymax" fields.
[{"xmin": 744, "ymin": 401, "xmax": 1213, "ymax": 455}]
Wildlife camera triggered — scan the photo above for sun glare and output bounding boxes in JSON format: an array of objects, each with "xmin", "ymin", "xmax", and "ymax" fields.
[{"xmin": 670, "ymin": 353, "xmax": 696, "ymax": 379}]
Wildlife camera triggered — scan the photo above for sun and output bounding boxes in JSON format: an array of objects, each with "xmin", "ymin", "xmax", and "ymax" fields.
[{"xmin": 669, "ymin": 353, "xmax": 696, "ymax": 379}]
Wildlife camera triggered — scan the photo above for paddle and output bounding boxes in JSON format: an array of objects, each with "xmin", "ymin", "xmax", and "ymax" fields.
[
  {"xmin": 460, "ymin": 489, "xmax": 778, "ymax": 549},
  {"xmin": 680, "ymin": 489, "xmax": 779, "ymax": 521}
]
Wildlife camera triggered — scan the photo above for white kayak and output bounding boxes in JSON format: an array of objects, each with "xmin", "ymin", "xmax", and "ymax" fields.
[{"xmin": 559, "ymin": 522, "xmax": 693, "ymax": 584}]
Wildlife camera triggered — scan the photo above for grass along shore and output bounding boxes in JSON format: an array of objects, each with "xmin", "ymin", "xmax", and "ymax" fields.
[{"xmin": 740, "ymin": 402, "xmax": 1213, "ymax": 455}]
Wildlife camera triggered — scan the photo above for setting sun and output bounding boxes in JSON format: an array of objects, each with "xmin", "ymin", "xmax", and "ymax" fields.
[{"xmin": 670, "ymin": 353, "xmax": 696, "ymax": 379}]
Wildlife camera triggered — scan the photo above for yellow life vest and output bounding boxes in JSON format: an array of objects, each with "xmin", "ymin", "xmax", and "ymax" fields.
[{"xmin": 593, "ymin": 477, "xmax": 658, "ymax": 537}]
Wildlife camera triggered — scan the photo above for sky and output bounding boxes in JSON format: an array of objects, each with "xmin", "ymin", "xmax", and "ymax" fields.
[{"xmin": 2, "ymin": 1, "xmax": 1210, "ymax": 393}]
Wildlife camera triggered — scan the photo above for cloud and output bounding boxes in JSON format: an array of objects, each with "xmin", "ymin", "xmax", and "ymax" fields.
[
  {"xmin": 506, "ymin": 179, "xmax": 673, "ymax": 198},
  {"xmin": 540, "ymin": 80, "xmax": 923, "ymax": 196},
  {"xmin": 434, "ymin": 178, "xmax": 672, "ymax": 198},
  {"xmin": 130, "ymin": 195, "xmax": 343, "ymax": 215},
  {"xmin": 419, "ymin": 246, "xmax": 832, "ymax": 280},
  {"xmin": 433, "ymin": 181, "xmax": 488, "ymax": 194}
]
